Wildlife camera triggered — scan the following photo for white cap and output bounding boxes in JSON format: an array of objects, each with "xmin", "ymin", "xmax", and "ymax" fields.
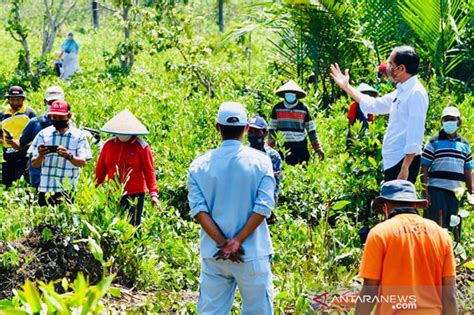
[
  {"xmin": 217, "ymin": 102, "xmax": 247, "ymax": 126},
  {"xmin": 44, "ymin": 86, "xmax": 64, "ymax": 102},
  {"xmin": 442, "ymin": 106, "xmax": 460, "ymax": 118}
]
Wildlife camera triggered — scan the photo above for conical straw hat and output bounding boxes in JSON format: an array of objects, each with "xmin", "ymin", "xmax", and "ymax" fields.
[
  {"xmin": 101, "ymin": 109, "xmax": 149, "ymax": 135},
  {"xmin": 275, "ymin": 80, "xmax": 307, "ymax": 99},
  {"xmin": 356, "ymin": 83, "xmax": 378, "ymax": 95}
]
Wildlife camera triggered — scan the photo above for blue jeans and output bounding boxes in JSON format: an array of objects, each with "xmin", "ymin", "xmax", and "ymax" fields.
[{"xmin": 198, "ymin": 256, "xmax": 273, "ymax": 315}]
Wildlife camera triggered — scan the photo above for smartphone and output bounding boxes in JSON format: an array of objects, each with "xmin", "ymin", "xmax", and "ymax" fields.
[{"xmin": 44, "ymin": 145, "xmax": 58, "ymax": 153}]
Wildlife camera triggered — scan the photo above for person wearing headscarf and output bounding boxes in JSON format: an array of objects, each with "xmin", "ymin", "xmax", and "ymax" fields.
[
  {"xmin": 95, "ymin": 109, "xmax": 161, "ymax": 226},
  {"xmin": 59, "ymin": 32, "xmax": 80, "ymax": 80}
]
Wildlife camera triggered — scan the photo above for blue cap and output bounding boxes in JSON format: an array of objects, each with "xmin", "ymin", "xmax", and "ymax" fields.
[
  {"xmin": 249, "ymin": 115, "xmax": 268, "ymax": 130},
  {"xmin": 372, "ymin": 180, "xmax": 427, "ymax": 211}
]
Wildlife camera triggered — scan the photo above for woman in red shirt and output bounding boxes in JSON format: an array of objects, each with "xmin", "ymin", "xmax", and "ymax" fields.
[{"xmin": 95, "ymin": 109, "xmax": 161, "ymax": 226}]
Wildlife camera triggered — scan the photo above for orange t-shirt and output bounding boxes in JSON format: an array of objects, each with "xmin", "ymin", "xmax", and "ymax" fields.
[{"xmin": 359, "ymin": 212, "xmax": 456, "ymax": 315}]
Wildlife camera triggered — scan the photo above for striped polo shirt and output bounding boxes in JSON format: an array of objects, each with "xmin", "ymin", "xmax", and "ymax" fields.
[
  {"xmin": 421, "ymin": 130, "xmax": 473, "ymax": 191},
  {"xmin": 268, "ymin": 101, "xmax": 319, "ymax": 145}
]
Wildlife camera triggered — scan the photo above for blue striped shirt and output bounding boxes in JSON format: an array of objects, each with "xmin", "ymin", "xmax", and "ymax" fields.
[{"xmin": 421, "ymin": 130, "xmax": 473, "ymax": 191}]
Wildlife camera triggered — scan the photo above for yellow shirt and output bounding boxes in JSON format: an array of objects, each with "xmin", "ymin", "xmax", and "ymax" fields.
[{"xmin": 1, "ymin": 105, "xmax": 34, "ymax": 149}]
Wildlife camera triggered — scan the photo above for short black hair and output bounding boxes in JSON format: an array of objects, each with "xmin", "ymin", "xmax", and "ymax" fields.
[
  {"xmin": 393, "ymin": 46, "xmax": 419, "ymax": 75},
  {"xmin": 218, "ymin": 124, "xmax": 245, "ymax": 139}
]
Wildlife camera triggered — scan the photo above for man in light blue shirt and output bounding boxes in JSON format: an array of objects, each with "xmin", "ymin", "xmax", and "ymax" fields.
[
  {"xmin": 187, "ymin": 102, "xmax": 275, "ymax": 314},
  {"xmin": 330, "ymin": 46, "xmax": 429, "ymax": 184}
]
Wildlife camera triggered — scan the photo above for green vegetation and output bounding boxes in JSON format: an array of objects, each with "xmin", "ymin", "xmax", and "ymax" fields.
[{"xmin": 0, "ymin": 0, "xmax": 473, "ymax": 313}]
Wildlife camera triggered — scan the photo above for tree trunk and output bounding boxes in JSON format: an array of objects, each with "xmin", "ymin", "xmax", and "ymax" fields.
[
  {"xmin": 122, "ymin": 5, "xmax": 134, "ymax": 68},
  {"xmin": 92, "ymin": 0, "xmax": 99, "ymax": 29},
  {"xmin": 218, "ymin": 0, "xmax": 224, "ymax": 33},
  {"xmin": 21, "ymin": 37, "xmax": 32, "ymax": 74}
]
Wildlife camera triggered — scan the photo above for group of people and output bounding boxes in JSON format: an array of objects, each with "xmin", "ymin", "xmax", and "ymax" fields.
[
  {"xmin": 0, "ymin": 86, "xmax": 159, "ymax": 223},
  {"xmin": 188, "ymin": 45, "xmax": 470, "ymax": 314},
  {"xmin": 0, "ymin": 44, "xmax": 472, "ymax": 314}
]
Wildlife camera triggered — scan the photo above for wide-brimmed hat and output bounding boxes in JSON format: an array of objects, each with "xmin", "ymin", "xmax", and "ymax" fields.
[
  {"xmin": 275, "ymin": 80, "xmax": 306, "ymax": 99},
  {"xmin": 101, "ymin": 109, "xmax": 149, "ymax": 136},
  {"xmin": 372, "ymin": 180, "xmax": 428, "ymax": 212},
  {"xmin": 356, "ymin": 83, "xmax": 378, "ymax": 96},
  {"xmin": 6, "ymin": 86, "xmax": 26, "ymax": 99}
]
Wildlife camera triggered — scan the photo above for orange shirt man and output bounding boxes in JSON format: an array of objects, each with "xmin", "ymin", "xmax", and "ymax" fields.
[{"xmin": 356, "ymin": 180, "xmax": 457, "ymax": 315}]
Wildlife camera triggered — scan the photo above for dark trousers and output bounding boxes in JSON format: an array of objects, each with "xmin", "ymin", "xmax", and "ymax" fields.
[
  {"xmin": 423, "ymin": 186, "xmax": 460, "ymax": 239},
  {"xmin": 120, "ymin": 193, "xmax": 145, "ymax": 226},
  {"xmin": 283, "ymin": 142, "xmax": 310, "ymax": 166},
  {"xmin": 2, "ymin": 155, "xmax": 28, "ymax": 188},
  {"xmin": 384, "ymin": 155, "xmax": 421, "ymax": 184},
  {"xmin": 38, "ymin": 191, "xmax": 73, "ymax": 207}
]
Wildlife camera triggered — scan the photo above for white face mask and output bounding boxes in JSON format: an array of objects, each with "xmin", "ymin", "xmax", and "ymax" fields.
[{"xmin": 117, "ymin": 135, "xmax": 132, "ymax": 142}]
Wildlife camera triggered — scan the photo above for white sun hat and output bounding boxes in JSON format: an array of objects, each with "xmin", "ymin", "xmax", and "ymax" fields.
[
  {"xmin": 101, "ymin": 109, "xmax": 150, "ymax": 135},
  {"xmin": 356, "ymin": 83, "xmax": 378, "ymax": 95},
  {"xmin": 275, "ymin": 80, "xmax": 307, "ymax": 99}
]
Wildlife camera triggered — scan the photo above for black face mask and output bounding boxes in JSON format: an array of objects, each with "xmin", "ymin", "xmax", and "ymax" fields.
[
  {"xmin": 248, "ymin": 135, "xmax": 265, "ymax": 149},
  {"xmin": 51, "ymin": 120, "xmax": 69, "ymax": 130}
]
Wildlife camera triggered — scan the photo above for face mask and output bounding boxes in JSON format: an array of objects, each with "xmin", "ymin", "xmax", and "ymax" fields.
[
  {"xmin": 248, "ymin": 135, "xmax": 265, "ymax": 149},
  {"xmin": 284, "ymin": 92, "xmax": 297, "ymax": 104},
  {"xmin": 117, "ymin": 135, "xmax": 132, "ymax": 142},
  {"xmin": 443, "ymin": 121, "xmax": 458, "ymax": 134},
  {"xmin": 51, "ymin": 120, "xmax": 69, "ymax": 130}
]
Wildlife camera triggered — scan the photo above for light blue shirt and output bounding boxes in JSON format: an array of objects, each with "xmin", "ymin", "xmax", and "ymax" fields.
[
  {"xmin": 360, "ymin": 75, "xmax": 429, "ymax": 170},
  {"xmin": 187, "ymin": 140, "xmax": 275, "ymax": 261}
]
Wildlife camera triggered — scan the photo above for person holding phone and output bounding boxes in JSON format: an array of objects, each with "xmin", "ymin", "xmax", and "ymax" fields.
[
  {"xmin": 28, "ymin": 101, "xmax": 92, "ymax": 206},
  {"xmin": 0, "ymin": 86, "xmax": 36, "ymax": 188}
]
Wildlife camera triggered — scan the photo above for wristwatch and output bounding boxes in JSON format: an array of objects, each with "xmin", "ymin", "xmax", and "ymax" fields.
[{"xmin": 66, "ymin": 153, "xmax": 73, "ymax": 161}]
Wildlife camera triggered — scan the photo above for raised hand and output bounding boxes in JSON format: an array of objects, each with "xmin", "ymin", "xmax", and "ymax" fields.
[{"xmin": 330, "ymin": 63, "xmax": 350, "ymax": 90}]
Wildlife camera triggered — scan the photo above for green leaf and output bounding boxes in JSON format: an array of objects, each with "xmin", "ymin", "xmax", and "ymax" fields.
[
  {"xmin": 464, "ymin": 261, "xmax": 474, "ymax": 270},
  {"xmin": 21, "ymin": 280, "xmax": 42, "ymax": 313},
  {"xmin": 109, "ymin": 287, "xmax": 121, "ymax": 298},
  {"xmin": 88, "ymin": 237, "xmax": 104, "ymax": 263},
  {"xmin": 274, "ymin": 291, "xmax": 288, "ymax": 300},
  {"xmin": 367, "ymin": 156, "xmax": 377, "ymax": 168},
  {"xmin": 332, "ymin": 200, "xmax": 351, "ymax": 210}
]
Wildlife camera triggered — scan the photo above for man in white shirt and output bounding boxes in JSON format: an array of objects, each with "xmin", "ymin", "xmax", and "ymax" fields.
[{"xmin": 330, "ymin": 46, "xmax": 429, "ymax": 184}]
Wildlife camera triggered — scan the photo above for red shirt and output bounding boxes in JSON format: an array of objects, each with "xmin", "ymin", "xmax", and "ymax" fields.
[
  {"xmin": 95, "ymin": 136, "xmax": 158, "ymax": 197},
  {"xmin": 347, "ymin": 102, "xmax": 374, "ymax": 122}
]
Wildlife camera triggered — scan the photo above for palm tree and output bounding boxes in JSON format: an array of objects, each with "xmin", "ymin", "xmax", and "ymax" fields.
[{"xmin": 399, "ymin": 0, "xmax": 471, "ymax": 80}]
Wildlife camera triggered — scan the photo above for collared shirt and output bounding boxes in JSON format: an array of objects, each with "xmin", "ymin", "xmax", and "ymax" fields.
[
  {"xmin": 360, "ymin": 76, "xmax": 429, "ymax": 170},
  {"xmin": 187, "ymin": 140, "xmax": 275, "ymax": 261},
  {"xmin": 421, "ymin": 130, "xmax": 472, "ymax": 191},
  {"xmin": 28, "ymin": 126, "xmax": 92, "ymax": 192}
]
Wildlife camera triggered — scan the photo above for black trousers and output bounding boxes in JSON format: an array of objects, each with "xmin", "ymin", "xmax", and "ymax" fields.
[
  {"xmin": 38, "ymin": 191, "xmax": 73, "ymax": 207},
  {"xmin": 283, "ymin": 141, "xmax": 310, "ymax": 166},
  {"xmin": 384, "ymin": 155, "xmax": 421, "ymax": 184},
  {"xmin": 2, "ymin": 154, "xmax": 28, "ymax": 188},
  {"xmin": 120, "ymin": 193, "xmax": 145, "ymax": 226}
]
